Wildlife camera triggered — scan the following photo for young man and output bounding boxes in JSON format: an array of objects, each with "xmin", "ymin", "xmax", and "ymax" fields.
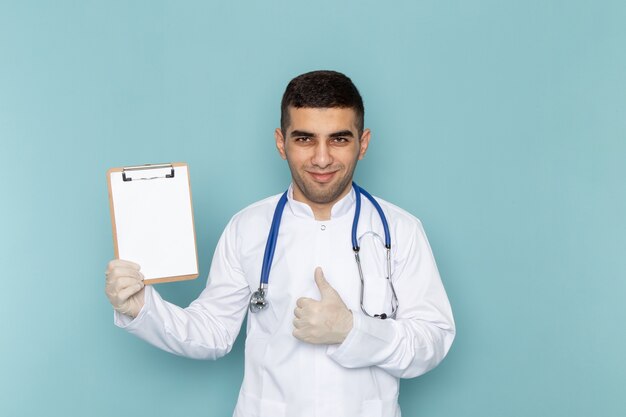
[{"xmin": 106, "ymin": 70, "xmax": 455, "ymax": 417}]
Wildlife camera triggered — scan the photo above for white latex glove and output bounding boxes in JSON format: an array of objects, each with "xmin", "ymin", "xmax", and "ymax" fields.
[
  {"xmin": 105, "ymin": 259, "xmax": 145, "ymax": 318},
  {"xmin": 293, "ymin": 267, "xmax": 353, "ymax": 345}
]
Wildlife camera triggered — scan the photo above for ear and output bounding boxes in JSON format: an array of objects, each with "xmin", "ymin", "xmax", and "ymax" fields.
[
  {"xmin": 357, "ymin": 128, "xmax": 371, "ymax": 160},
  {"xmin": 275, "ymin": 128, "xmax": 287, "ymax": 160}
]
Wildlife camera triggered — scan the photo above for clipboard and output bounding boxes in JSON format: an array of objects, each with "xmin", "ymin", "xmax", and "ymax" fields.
[{"xmin": 107, "ymin": 162, "xmax": 199, "ymax": 284}]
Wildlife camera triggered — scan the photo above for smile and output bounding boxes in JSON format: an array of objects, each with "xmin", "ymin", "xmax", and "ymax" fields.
[{"xmin": 307, "ymin": 171, "xmax": 337, "ymax": 183}]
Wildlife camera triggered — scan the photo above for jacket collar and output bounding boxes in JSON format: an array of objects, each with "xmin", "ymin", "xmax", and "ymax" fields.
[{"xmin": 286, "ymin": 183, "xmax": 356, "ymax": 220}]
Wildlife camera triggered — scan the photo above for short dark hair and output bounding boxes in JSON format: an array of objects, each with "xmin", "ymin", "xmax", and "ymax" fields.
[{"xmin": 280, "ymin": 70, "xmax": 364, "ymax": 134}]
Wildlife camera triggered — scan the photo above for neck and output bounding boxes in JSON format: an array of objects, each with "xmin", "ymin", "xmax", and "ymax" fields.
[
  {"xmin": 292, "ymin": 183, "xmax": 353, "ymax": 221},
  {"xmin": 309, "ymin": 204, "xmax": 332, "ymax": 221}
]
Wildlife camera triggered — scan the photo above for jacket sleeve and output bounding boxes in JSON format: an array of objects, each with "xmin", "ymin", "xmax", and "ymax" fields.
[
  {"xmin": 326, "ymin": 219, "xmax": 455, "ymax": 378},
  {"xmin": 114, "ymin": 219, "xmax": 251, "ymax": 360}
]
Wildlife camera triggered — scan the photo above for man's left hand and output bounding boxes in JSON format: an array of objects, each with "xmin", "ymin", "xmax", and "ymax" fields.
[{"xmin": 293, "ymin": 267, "xmax": 353, "ymax": 345}]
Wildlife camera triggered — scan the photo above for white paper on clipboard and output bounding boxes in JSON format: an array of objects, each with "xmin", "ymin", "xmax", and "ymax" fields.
[{"xmin": 107, "ymin": 162, "xmax": 198, "ymax": 284}]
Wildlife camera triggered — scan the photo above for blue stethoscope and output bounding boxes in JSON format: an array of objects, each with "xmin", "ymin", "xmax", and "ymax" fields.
[{"xmin": 249, "ymin": 182, "xmax": 399, "ymax": 319}]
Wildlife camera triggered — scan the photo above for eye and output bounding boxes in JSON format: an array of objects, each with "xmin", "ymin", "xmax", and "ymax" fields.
[
  {"xmin": 294, "ymin": 136, "xmax": 312, "ymax": 142},
  {"xmin": 332, "ymin": 137, "xmax": 349, "ymax": 144}
]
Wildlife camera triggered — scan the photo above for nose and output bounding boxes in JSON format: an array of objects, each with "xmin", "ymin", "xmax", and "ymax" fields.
[{"xmin": 311, "ymin": 141, "xmax": 332, "ymax": 168}]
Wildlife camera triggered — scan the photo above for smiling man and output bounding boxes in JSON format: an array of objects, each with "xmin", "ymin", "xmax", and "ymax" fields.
[{"xmin": 106, "ymin": 70, "xmax": 455, "ymax": 417}]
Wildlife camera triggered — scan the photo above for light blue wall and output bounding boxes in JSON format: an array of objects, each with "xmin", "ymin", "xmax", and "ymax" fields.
[{"xmin": 1, "ymin": 1, "xmax": 624, "ymax": 416}]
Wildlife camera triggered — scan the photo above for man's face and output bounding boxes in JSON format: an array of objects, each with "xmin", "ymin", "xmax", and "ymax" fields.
[{"xmin": 275, "ymin": 107, "xmax": 370, "ymax": 208}]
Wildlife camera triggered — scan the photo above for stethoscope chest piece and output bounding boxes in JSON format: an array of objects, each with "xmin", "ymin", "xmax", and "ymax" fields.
[{"xmin": 249, "ymin": 288, "xmax": 269, "ymax": 313}]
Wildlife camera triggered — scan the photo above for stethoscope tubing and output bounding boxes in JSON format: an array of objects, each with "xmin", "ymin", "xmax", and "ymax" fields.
[
  {"xmin": 351, "ymin": 184, "xmax": 391, "ymax": 251},
  {"xmin": 252, "ymin": 182, "xmax": 395, "ymax": 318},
  {"xmin": 259, "ymin": 191, "xmax": 288, "ymax": 286}
]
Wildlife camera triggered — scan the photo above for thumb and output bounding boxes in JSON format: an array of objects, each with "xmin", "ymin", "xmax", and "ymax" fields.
[{"xmin": 314, "ymin": 267, "xmax": 338, "ymax": 300}]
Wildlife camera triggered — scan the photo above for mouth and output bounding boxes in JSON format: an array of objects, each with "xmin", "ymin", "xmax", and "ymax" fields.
[{"xmin": 307, "ymin": 170, "xmax": 337, "ymax": 183}]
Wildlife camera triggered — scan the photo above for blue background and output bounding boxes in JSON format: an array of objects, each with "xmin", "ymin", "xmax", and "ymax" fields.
[{"xmin": 1, "ymin": 1, "xmax": 625, "ymax": 416}]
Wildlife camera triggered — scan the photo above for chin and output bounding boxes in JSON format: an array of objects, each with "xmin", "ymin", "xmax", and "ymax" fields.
[{"xmin": 306, "ymin": 183, "xmax": 349, "ymax": 204}]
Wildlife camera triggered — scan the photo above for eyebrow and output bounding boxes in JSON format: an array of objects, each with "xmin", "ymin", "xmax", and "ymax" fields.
[
  {"xmin": 329, "ymin": 130, "xmax": 354, "ymax": 138},
  {"xmin": 289, "ymin": 130, "xmax": 316, "ymax": 137},
  {"xmin": 289, "ymin": 130, "xmax": 355, "ymax": 138}
]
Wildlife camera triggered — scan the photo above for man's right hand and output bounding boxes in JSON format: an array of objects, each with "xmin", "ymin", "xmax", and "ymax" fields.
[{"xmin": 105, "ymin": 259, "xmax": 145, "ymax": 318}]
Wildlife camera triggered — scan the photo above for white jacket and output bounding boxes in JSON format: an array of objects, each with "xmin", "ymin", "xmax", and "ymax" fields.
[{"xmin": 115, "ymin": 186, "xmax": 455, "ymax": 417}]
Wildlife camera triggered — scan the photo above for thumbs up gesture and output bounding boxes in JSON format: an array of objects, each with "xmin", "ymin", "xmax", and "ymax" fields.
[{"xmin": 293, "ymin": 267, "xmax": 353, "ymax": 345}]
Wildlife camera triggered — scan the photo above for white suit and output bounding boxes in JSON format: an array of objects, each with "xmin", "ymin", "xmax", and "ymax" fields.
[{"xmin": 115, "ymin": 186, "xmax": 455, "ymax": 417}]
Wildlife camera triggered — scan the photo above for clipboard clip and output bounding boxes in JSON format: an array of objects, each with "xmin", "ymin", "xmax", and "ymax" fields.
[{"xmin": 122, "ymin": 163, "xmax": 175, "ymax": 182}]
